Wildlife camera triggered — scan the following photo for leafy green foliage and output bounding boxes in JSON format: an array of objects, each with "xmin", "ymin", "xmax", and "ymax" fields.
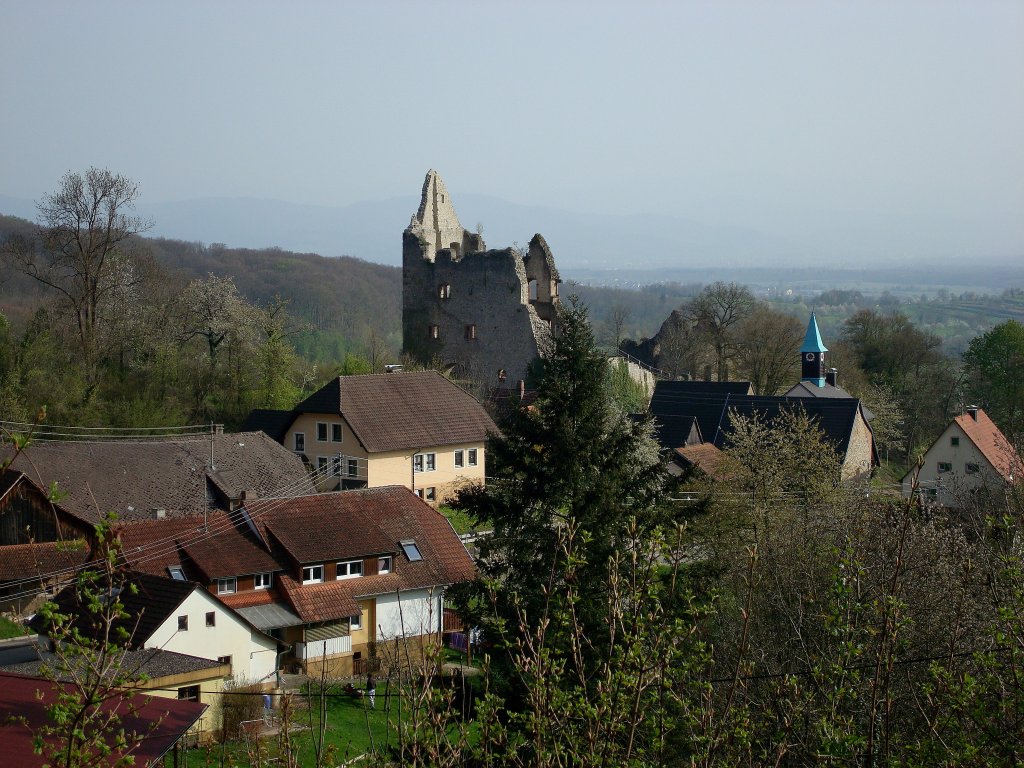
[{"xmin": 963, "ymin": 319, "xmax": 1024, "ymax": 447}]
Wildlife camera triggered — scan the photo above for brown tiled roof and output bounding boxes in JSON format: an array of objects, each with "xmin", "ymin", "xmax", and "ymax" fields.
[
  {"xmin": 218, "ymin": 590, "xmax": 276, "ymax": 610},
  {"xmin": 675, "ymin": 444, "xmax": 732, "ymax": 482},
  {"xmin": 955, "ymin": 409, "xmax": 1022, "ymax": 482},
  {"xmin": 3, "ymin": 432, "xmax": 314, "ymax": 525},
  {"xmin": 117, "ymin": 513, "xmax": 231, "ymax": 579},
  {"xmin": 248, "ymin": 487, "xmax": 476, "ymax": 622},
  {"xmin": 277, "ymin": 573, "xmax": 361, "ymax": 623},
  {"xmin": 179, "ymin": 526, "xmax": 280, "ymax": 580},
  {"xmin": 259, "ymin": 494, "xmax": 395, "ymax": 564},
  {"xmin": 294, "ymin": 371, "xmax": 497, "ymax": 453},
  {"xmin": 0, "ymin": 541, "xmax": 90, "ymax": 581}
]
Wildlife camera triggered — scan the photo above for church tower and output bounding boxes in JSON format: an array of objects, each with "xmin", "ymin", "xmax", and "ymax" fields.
[{"xmin": 801, "ymin": 313, "xmax": 828, "ymax": 387}]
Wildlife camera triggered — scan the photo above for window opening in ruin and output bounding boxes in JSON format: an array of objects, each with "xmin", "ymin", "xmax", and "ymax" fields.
[
  {"xmin": 529, "ymin": 279, "xmax": 538, "ymax": 301},
  {"xmin": 465, "ymin": 324, "xmax": 476, "ymax": 341},
  {"xmin": 439, "ymin": 283, "xmax": 451, "ymax": 300},
  {"xmin": 429, "ymin": 325, "xmax": 439, "ymax": 339}
]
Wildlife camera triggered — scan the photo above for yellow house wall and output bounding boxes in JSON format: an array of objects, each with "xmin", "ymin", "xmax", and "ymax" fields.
[
  {"xmin": 371, "ymin": 444, "xmax": 486, "ymax": 504},
  {"xmin": 285, "ymin": 413, "xmax": 366, "ymax": 491},
  {"xmin": 141, "ymin": 671, "xmax": 228, "ymax": 740}
]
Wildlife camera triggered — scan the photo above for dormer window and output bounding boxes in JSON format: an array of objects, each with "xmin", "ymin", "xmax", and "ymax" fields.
[
  {"xmin": 337, "ymin": 560, "xmax": 363, "ymax": 579},
  {"xmin": 216, "ymin": 578, "xmax": 236, "ymax": 595},
  {"xmin": 401, "ymin": 540, "xmax": 422, "ymax": 562},
  {"xmin": 378, "ymin": 556, "xmax": 392, "ymax": 574},
  {"xmin": 302, "ymin": 565, "xmax": 324, "ymax": 584}
]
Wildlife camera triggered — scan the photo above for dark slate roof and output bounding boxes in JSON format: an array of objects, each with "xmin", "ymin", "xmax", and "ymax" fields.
[
  {"xmin": 2, "ymin": 432, "xmax": 314, "ymax": 524},
  {"xmin": 45, "ymin": 571, "xmax": 196, "ymax": 647},
  {"xmin": 651, "ymin": 414, "xmax": 702, "ymax": 452},
  {"xmin": 294, "ymin": 371, "xmax": 498, "ymax": 453},
  {"xmin": 0, "ymin": 647, "xmax": 226, "ymax": 681},
  {"xmin": 238, "ymin": 409, "xmax": 295, "ymax": 443},
  {"xmin": 652, "ymin": 380, "xmax": 754, "ymax": 398},
  {"xmin": 785, "ymin": 382, "xmax": 875, "ymax": 421},
  {"xmin": 0, "ymin": 541, "xmax": 90, "ymax": 582},
  {"xmin": 650, "ymin": 388, "xmax": 864, "ymax": 457},
  {"xmin": 0, "ymin": 671, "xmax": 206, "ymax": 768}
]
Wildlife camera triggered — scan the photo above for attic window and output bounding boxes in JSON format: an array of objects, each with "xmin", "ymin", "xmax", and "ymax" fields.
[
  {"xmin": 950, "ymin": 436, "xmax": 960, "ymax": 447},
  {"xmin": 400, "ymin": 540, "xmax": 422, "ymax": 562},
  {"xmin": 168, "ymin": 566, "xmax": 186, "ymax": 581}
]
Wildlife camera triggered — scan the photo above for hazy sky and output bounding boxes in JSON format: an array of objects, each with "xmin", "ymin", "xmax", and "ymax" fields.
[{"xmin": 2, "ymin": 1, "xmax": 1022, "ymax": 262}]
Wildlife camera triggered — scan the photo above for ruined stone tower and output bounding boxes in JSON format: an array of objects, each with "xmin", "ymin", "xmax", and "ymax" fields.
[{"xmin": 402, "ymin": 170, "xmax": 560, "ymax": 389}]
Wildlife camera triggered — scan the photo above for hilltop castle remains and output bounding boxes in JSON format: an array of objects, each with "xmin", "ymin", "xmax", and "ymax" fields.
[{"xmin": 402, "ymin": 170, "xmax": 560, "ymax": 389}]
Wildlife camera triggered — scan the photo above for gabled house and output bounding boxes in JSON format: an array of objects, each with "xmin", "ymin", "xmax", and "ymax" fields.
[
  {"xmin": 0, "ymin": 671, "xmax": 207, "ymax": 767},
  {"xmin": 902, "ymin": 406, "xmax": 1022, "ymax": 507},
  {"xmin": 243, "ymin": 371, "xmax": 497, "ymax": 504},
  {"xmin": 33, "ymin": 571, "xmax": 278, "ymax": 738},
  {"xmin": 116, "ymin": 486, "xmax": 476, "ymax": 678}
]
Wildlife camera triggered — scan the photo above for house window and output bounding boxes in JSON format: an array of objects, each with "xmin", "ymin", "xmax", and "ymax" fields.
[
  {"xmin": 966, "ymin": 462, "xmax": 980, "ymax": 474},
  {"xmin": 937, "ymin": 462, "xmax": 953, "ymax": 474},
  {"xmin": 465, "ymin": 324, "xmax": 476, "ymax": 340},
  {"xmin": 378, "ymin": 556, "xmax": 392, "ymax": 574},
  {"xmin": 206, "ymin": 611, "xmax": 216, "ymax": 627},
  {"xmin": 302, "ymin": 565, "xmax": 324, "ymax": 584},
  {"xmin": 178, "ymin": 685, "xmax": 200, "ymax": 702},
  {"xmin": 168, "ymin": 566, "xmax": 185, "ymax": 581},
  {"xmin": 439, "ymin": 284, "xmax": 451, "ymax": 300},
  {"xmin": 218, "ymin": 655, "xmax": 232, "ymax": 667},
  {"xmin": 428, "ymin": 325, "xmax": 439, "ymax": 339},
  {"xmin": 216, "ymin": 578, "xmax": 236, "ymax": 595},
  {"xmin": 347, "ymin": 458, "xmax": 358, "ymax": 477},
  {"xmin": 332, "ymin": 423, "xmax": 343, "ymax": 442},
  {"xmin": 350, "ymin": 613, "xmax": 362, "ymax": 630},
  {"xmin": 331, "ymin": 456, "xmax": 342, "ymax": 476},
  {"xmin": 414, "ymin": 452, "xmax": 436, "ymax": 473},
  {"xmin": 178, "ymin": 615, "xmax": 188, "ymax": 632},
  {"xmin": 425, "ymin": 487, "xmax": 436, "ymax": 502},
  {"xmin": 337, "ymin": 560, "xmax": 363, "ymax": 579},
  {"xmin": 454, "ymin": 450, "xmax": 464, "ymax": 468},
  {"xmin": 317, "ymin": 456, "xmax": 329, "ymax": 473},
  {"xmin": 951, "ymin": 436, "xmax": 960, "ymax": 447},
  {"xmin": 317, "ymin": 422, "xmax": 328, "ymax": 442},
  {"xmin": 468, "ymin": 448, "xmax": 478, "ymax": 467},
  {"xmin": 294, "ymin": 432, "xmax": 305, "ymax": 452},
  {"xmin": 401, "ymin": 539, "xmax": 423, "ymax": 562},
  {"xmin": 255, "ymin": 572, "xmax": 272, "ymax": 590}
]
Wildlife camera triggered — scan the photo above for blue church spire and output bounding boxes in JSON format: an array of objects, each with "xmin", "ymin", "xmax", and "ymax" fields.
[{"xmin": 801, "ymin": 313, "xmax": 828, "ymax": 386}]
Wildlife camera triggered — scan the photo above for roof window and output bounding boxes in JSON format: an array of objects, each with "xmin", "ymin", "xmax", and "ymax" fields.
[
  {"xmin": 168, "ymin": 566, "xmax": 186, "ymax": 581},
  {"xmin": 400, "ymin": 539, "xmax": 422, "ymax": 562}
]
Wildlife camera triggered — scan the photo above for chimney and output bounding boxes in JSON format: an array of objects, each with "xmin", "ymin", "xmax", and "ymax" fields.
[
  {"xmin": 153, "ymin": 508, "xmax": 166, "ymax": 520},
  {"xmin": 966, "ymin": 405, "xmax": 979, "ymax": 421},
  {"xmin": 825, "ymin": 368, "xmax": 838, "ymax": 387},
  {"xmin": 241, "ymin": 489, "xmax": 259, "ymax": 501}
]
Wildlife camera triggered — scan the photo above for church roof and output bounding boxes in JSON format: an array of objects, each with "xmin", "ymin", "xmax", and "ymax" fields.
[{"xmin": 801, "ymin": 313, "xmax": 828, "ymax": 353}]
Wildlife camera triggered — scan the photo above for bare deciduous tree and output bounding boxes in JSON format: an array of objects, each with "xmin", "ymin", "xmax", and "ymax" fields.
[
  {"xmin": 734, "ymin": 305, "xmax": 802, "ymax": 395},
  {"xmin": 3, "ymin": 168, "xmax": 152, "ymax": 387}
]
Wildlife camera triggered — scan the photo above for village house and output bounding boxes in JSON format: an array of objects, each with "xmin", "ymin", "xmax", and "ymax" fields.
[
  {"xmin": 16, "ymin": 570, "xmax": 278, "ymax": 739},
  {"xmin": 118, "ymin": 486, "xmax": 475, "ymax": 678},
  {"xmin": 902, "ymin": 406, "xmax": 1022, "ymax": 507},
  {"xmin": 243, "ymin": 371, "xmax": 497, "ymax": 504}
]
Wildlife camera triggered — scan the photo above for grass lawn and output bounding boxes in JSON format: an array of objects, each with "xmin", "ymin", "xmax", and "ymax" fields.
[
  {"xmin": 0, "ymin": 615, "xmax": 26, "ymax": 639},
  {"xmin": 189, "ymin": 681, "xmax": 458, "ymax": 766}
]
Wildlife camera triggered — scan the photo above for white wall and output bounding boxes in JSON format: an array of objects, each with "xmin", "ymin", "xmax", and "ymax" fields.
[
  {"xmin": 144, "ymin": 589, "xmax": 278, "ymax": 684},
  {"xmin": 903, "ymin": 421, "xmax": 1003, "ymax": 507},
  {"xmin": 375, "ymin": 588, "xmax": 442, "ymax": 640}
]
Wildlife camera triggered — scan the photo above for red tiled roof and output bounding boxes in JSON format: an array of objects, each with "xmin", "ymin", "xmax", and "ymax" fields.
[
  {"xmin": 218, "ymin": 589, "xmax": 276, "ymax": 609},
  {"xmin": 295, "ymin": 371, "xmax": 497, "ymax": 453},
  {"xmin": 277, "ymin": 573, "xmax": 361, "ymax": 623},
  {"xmin": 117, "ymin": 513, "xmax": 231, "ymax": 579},
  {"xmin": 0, "ymin": 671, "xmax": 205, "ymax": 768},
  {"xmin": 0, "ymin": 541, "xmax": 90, "ymax": 581},
  {"xmin": 955, "ymin": 409, "xmax": 1022, "ymax": 482},
  {"xmin": 259, "ymin": 494, "xmax": 395, "ymax": 564}
]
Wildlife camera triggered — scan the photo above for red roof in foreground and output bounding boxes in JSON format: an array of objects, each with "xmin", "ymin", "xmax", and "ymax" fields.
[
  {"xmin": 0, "ymin": 672, "xmax": 206, "ymax": 768},
  {"xmin": 955, "ymin": 409, "xmax": 1023, "ymax": 482}
]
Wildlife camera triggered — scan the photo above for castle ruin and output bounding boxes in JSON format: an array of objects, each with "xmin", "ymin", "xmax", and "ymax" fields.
[{"xmin": 402, "ymin": 170, "xmax": 560, "ymax": 389}]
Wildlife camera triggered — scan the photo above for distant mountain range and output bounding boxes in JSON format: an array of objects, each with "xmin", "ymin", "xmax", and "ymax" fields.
[
  {"xmin": 0, "ymin": 192, "xmax": 815, "ymax": 271},
  {"xmin": 3, "ymin": 191, "xmax": 1021, "ymax": 276}
]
